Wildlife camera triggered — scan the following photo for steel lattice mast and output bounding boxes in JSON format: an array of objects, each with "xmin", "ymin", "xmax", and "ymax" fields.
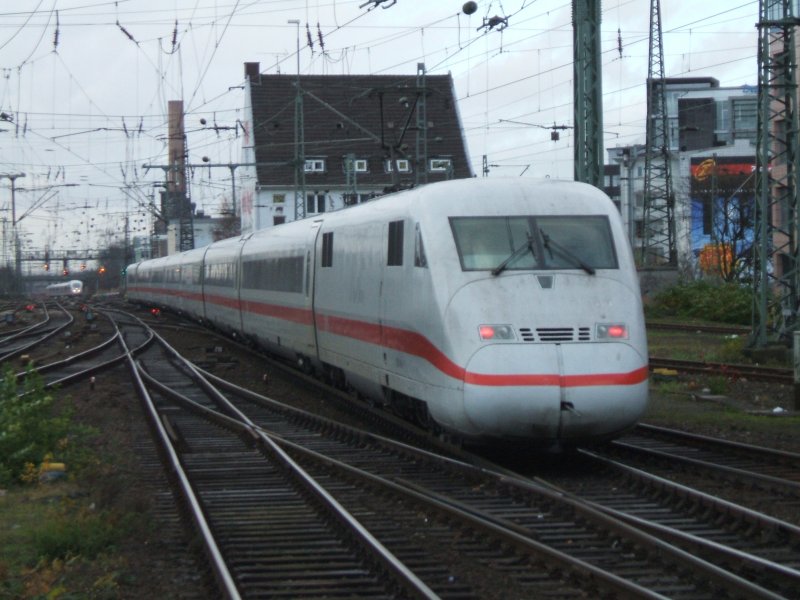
[
  {"xmin": 641, "ymin": 0, "xmax": 676, "ymax": 266},
  {"xmin": 752, "ymin": 0, "xmax": 800, "ymax": 347},
  {"xmin": 572, "ymin": 0, "xmax": 603, "ymax": 188}
]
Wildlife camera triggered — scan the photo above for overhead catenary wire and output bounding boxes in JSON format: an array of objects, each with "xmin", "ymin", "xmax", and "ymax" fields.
[{"xmin": 0, "ymin": 1, "xmax": 760, "ymax": 254}]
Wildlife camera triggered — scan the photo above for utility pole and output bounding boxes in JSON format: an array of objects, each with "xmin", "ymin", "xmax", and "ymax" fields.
[
  {"xmin": 415, "ymin": 62, "xmax": 428, "ymax": 186},
  {"xmin": 289, "ymin": 19, "xmax": 306, "ymax": 221},
  {"xmin": 751, "ymin": 0, "xmax": 800, "ymax": 347},
  {"xmin": 641, "ymin": 0, "xmax": 677, "ymax": 267},
  {"xmin": 143, "ymin": 161, "xmax": 288, "ymax": 241},
  {"xmin": 0, "ymin": 172, "xmax": 26, "ymax": 293},
  {"xmin": 572, "ymin": 0, "xmax": 603, "ymax": 188}
]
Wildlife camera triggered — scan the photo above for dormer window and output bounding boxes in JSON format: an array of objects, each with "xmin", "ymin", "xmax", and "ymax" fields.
[
  {"xmin": 304, "ymin": 158, "xmax": 326, "ymax": 173},
  {"xmin": 385, "ymin": 159, "xmax": 411, "ymax": 173},
  {"xmin": 429, "ymin": 158, "xmax": 452, "ymax": 172},
  {"xmin": 344, "ymin": 157, "xmax": 369, "ymax": 173}
]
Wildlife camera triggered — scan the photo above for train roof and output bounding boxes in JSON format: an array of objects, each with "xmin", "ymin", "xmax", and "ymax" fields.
[{"xmin": 130, "ymin": 178, "xmax": 616, "ymax": 265}]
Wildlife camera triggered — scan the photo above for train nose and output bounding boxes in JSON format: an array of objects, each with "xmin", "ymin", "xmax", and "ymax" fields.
[
  {"xmin": 462, "ymin": 344, "xmax": 563, "ymax": 439},
  {"xmin": 462, "ymin": 343, "xmax": 648, "ymax": 442}
]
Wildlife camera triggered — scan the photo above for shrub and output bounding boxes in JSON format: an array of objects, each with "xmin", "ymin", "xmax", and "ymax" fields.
[
  {"xmin": 0, "ymin": 366, "xmax": 72, "ymax": 485},
  {"xmin": 646, "ymin": 281, "xmax": 751, "ymax": 325}
]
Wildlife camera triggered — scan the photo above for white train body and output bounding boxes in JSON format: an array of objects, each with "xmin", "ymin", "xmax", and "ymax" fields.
[
  {"xmin": 45, "ymin": 279, "xmax": 84, "ymax": 298},
  {"xmin": 127, "ymin": 179, "xmax": 648, "ymax": 446}
]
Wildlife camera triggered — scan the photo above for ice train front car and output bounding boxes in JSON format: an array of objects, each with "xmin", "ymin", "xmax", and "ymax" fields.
[{"xmin": 376, "ymin": 178, "xmax": 649, "ymax": 448}]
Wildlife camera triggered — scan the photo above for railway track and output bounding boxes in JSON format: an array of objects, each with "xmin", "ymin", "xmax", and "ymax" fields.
[
  {"xmin": 4, "ymin": 307, "xmax": 150, "ymax": 390},
  {"xmin": 10, "ymin": 303, "xmax": 799, "ymax": 597},
  {"xmin": 647, "ymin": 321, "xmax": 750, "ymax": 335},
  {"xmin": 536, "ymin": 447, "xmax": 800, "ymax": 599},
  {"xmin": 596, "ymin": 423, "xmax": 800, "ymax": 527},
  {"xmin": 649, "ymin": 356, "xmax": 794, "ymax": 384},
  {"xmin": 0, "ymin": 303, "xmax": 72, "ymax": 363},
  {"xmin": 107, "ymin": 309, "xmax": 791, "ymax": 598}
]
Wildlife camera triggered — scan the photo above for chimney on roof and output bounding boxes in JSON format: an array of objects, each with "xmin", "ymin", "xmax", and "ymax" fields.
[{"xmin": 245, "ymin": 62, "xmax": 261, "ymax": 84}]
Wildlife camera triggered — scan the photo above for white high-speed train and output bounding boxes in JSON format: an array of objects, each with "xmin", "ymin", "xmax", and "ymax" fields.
[
  {"xmin": 126, "ymin": 178, "xmax": 649, "ymax": 448},
  {"xmin": 45, "ymin": 279, "xmax": 84, "ymax": 298}
]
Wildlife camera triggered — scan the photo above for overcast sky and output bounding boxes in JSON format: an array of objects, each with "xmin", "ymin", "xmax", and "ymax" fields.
[{"xmin": 0, "ymin": 0, "xmax": 758, "ymax": 255}]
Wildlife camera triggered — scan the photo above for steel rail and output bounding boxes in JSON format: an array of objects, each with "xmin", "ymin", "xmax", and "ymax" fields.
[
  {"xmin": 636, "ymin": 423, "xmax": 800, "ymax": 462},
  {"xmin": 0, "ymin": 302, "xmax": 51, "ymax": 343},
  {"xmin": 136, "ymin": 333, "xmax": 441, "ymax": 600},
  {"xmin": 649, "ymin": 356, "xmax": 793, "ymax": 384},
  {"xmin": 610, "ymin": 439, "xmax": 800, "ymax": 495},
  {"xmin": 156, "ymin": 352, "xmax": 785, "ymax": 599},
  {"xmin": 253, "ymin": 420, "xmax": 784, "ymax": 600},
  {"xmin": 647, "ymin": 322, "xmax": 750, "ymax": 335},
  {"xmin": 12, "ymin": 309, "xmax": 155, "ymax": 391},
  {"xmin": 115, "ymin": 321, "xmax": 241, "ymax": 600},
  {"xmin": 0, "ymin": 304, "xmax": 71, "ymax": 363},
  {"xmin": 565, "ymin": 449, "xmax": 800, "ymax": 594}
]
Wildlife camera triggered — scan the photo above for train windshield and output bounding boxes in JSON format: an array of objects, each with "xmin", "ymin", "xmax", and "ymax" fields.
[{"xmin": 450, "ymin": 216, "xmax": 618, "ymax": 272}]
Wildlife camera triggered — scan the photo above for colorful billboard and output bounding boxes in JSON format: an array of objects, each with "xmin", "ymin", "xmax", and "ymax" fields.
[{"xmin": 689, "ymin": 156, "xmax": 755, "ymax": 279}]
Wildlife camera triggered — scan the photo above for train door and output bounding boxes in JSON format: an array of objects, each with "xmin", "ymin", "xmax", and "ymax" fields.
[
  {"xmin": 233, "ymin": 240, "xmax": 247, "ymax": 335},
  {"xmin": 306, "ymin": 220, "xmax": 323, "ymax": 358},
  {"xmin": 379, "ymin": 219, "xmax": 407, "ymax": 371},
  {"xmin": 198, "ymin": 246, "xmax": 211, "ymax": 323}
]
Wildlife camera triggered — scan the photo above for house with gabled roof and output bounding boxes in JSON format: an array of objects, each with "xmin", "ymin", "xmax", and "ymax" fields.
[{"xmin": 237, "ymin": 62, "xmax": 473, "ymax": 233}]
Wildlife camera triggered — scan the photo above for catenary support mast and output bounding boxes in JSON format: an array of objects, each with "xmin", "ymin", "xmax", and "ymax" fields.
[
  {"xmin": 641, "ymin": 0, "xmax": 676, "ymax": 267},
  {"xmin": 752, "ymin": 0, "xmax": 800, "ymax": 347},
  {"xmin": 572, "ymin": 0, "xmax": 604, "ymax": 188}
]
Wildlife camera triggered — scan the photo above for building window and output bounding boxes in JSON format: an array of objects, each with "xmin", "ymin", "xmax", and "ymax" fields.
[
  {"xmin": 716, "ymin": 100, "xmax": 731, "ymax": 133},
  {"xmin": 344, "ymin": 157, "xmax": 368, "ymax": 173},
  {"xmin": 273, "ymin": 193, "xmax": 285, "ymax": 203},
  {"xmin": 322, "ymin": 232, "xmax": 333, "ymax": 267},
  {"xmin": 307, "ymin": 192, "xmax": 326, "ymax": 214},
  {"xmin": 385, "ymin": 159, "xmax": 411, "ymax": 173},
  {"xmin": 344, "ymin": 192, "xmax": 377, "ymax": 206},
  {"xmin": 429, "ymin": 158, "xmax": 452, "ymax": 172},
  {"xmin": 732, "ymin": 99, "xmax": 756, "ymax": 132},
  {"xmin": 304, "ymin": 158, "xmax": 326, "ymax": 173},
  {"xmin": 388, "ymin": 220, "xmax": 404, "ymax": 266}
]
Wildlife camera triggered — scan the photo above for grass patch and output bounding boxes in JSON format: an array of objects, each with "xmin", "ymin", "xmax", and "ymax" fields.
[
  {"xmin": 0, "ymin": 482, "xmax": 143, "ymax": 597},
  {"xmin": 0, "ymin": 367, "xmax": 145, "ymax": 597}
]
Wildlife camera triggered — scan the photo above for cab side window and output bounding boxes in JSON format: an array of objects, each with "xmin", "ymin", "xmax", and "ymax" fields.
[
  {"xmin": 321, "ymin": 232, "xmax": 334, "ymax": 267},
  {"xmin": 388, "ymin": 220, "xmax": 404, "ymax": 266}
]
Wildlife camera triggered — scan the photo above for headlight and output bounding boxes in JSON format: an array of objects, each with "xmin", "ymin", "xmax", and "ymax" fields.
[
  {"xmin": 478, "ymin": 324, "xmax": 516, "ymax": 340},
  {"xmin": 596, "ymin": 323, "xmax": 628, "ymax": 339}
]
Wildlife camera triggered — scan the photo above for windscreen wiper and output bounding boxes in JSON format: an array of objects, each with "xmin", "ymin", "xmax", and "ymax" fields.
[
  {"xmin": 491, "ymin": 234, "xmax": 535, "ymax": 276},
  {"xmin": 540, "ymin": 229, "xmax": 595, "ymax": 275}
]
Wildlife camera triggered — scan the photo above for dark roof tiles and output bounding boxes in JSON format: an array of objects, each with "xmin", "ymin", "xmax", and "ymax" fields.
[{"xmin": 249, "ymin": 72, "xmax": 473, "ymax": 187}]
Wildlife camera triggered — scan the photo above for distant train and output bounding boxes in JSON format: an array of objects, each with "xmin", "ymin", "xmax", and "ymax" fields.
[
  {"xmin": 45, "ymin": 280, "xmax": 84, "ymax": 298},
  {"xmin": 126, "ymin": 178, "xmax": 649, "ymax": 449}
]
